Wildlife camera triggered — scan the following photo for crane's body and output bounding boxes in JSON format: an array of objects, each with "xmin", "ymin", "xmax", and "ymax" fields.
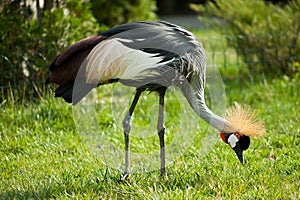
[
  {"xmin": 47, "ymin": 21, "xmax": 265, "ymax": 178},
  {"xmin": 48, "ymin": 21, "xmax": 203, "ymax": 101}
]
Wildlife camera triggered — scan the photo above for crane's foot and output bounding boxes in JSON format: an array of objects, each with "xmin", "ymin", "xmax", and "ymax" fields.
[
  {"xmin": 160, "ymin": 168, "xmax": 166, "ymax": 177},
  {"xmin": 159, "ymin": 170, "xmax": 168, "ymax": 181},
  {"xmin": 120, "ymin": 172, "xmax": 130, "ymax": 181}
]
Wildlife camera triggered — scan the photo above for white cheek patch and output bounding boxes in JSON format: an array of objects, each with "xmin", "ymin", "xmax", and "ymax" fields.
[{"xmin": 228, "ymin": 134, "xmax": 239, "ymax": 148}]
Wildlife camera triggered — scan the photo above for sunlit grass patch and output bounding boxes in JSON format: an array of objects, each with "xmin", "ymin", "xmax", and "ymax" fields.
[{"xmin": 1, "ymin": 76, "xmax": 299, "ymax": 199}]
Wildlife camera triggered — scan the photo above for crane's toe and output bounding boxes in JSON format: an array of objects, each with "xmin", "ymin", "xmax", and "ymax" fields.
[{"xmin": 120, "ymin": 172, "xmax": 130, "ymax": 181}]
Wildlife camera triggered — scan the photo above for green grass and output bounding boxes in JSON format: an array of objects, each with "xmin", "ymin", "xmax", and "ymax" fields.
[{"xmin": 1, "ymin": 75, "xmax": 299, "ymax": 199}]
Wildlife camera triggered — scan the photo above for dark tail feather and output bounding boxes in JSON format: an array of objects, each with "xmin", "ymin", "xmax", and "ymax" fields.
[
  {"xmin": 54, "ymin": 83, "xmax": 74, "ymax": 103},
  {"xmin": 54, "ymin": 82, "xmax": 96, "ymax": 105}
]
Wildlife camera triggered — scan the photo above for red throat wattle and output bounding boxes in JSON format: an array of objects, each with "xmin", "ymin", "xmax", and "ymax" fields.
[{"xmin": 220, "ymin": 132, "xmax": 227, "ymax": 143}]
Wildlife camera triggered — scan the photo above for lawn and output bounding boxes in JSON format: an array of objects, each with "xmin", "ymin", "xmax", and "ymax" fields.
[{"xmin": 1, "ymin": 31, "xmax": 299, "ymax": 199}]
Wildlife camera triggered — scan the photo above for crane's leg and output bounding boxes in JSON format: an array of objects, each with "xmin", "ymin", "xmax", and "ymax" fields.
[
  {"xmin": 121, "ymin": 89, "xmax": 143, "ymax": 180},
  {"xmin": 157, "ymin": 89, "xmax": 166, "ymax": 177}
]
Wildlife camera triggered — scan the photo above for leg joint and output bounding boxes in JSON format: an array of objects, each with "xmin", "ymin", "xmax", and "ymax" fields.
[
  {"xmin": 123, "ymin": 114, "xmax": 132, "ymax": 135},
  {"xmin": 158, "ymin": 126, "xmax": 165, "ymax": 136}
]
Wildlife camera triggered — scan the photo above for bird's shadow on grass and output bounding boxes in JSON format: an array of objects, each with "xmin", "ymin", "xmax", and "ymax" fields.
[
  {"xmin": 0, "ymin": 168, "xmax": 124, "ymax": 199},
  {"xmin": 0, "ymin": 168, "xmax": 207, "ymax": 199}
]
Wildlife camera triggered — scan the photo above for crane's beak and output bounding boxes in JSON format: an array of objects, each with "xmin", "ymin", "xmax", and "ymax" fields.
[{"xmin": 232, "ymin": 143, "xmax": 244, "ymax": 164}]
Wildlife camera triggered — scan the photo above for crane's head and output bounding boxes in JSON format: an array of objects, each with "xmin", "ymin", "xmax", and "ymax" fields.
[
  {"xmin": 220, "ymin": 132, "xmax": 250, "ymax": 164},
  {"xmin": 220, "ymin": 103, "xmax": 266, "ymax": 164}
]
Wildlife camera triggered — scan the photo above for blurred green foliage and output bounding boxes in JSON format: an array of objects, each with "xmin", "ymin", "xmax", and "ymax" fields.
[
  {"xmin": 91, "ymin": 0, "xmax": 157, "ymax": 28},
  {"xmin": 191, "ymin": 0, "xmax": 300, "ymax": 77},
  {"xmin": 0, "ymin": 0, "xmax": 156, "ymax": 99},
  {"xmin": 0, "ymin": 0, "xmax": 99, "ymax": 95}
]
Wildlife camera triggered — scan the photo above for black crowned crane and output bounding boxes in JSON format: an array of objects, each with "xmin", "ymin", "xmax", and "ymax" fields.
[{"xmin": 46, "ymin": 21, "xmax": 265, "ymax": 178}]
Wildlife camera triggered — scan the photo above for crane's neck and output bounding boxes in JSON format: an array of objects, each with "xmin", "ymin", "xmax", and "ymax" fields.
[
  {"xmin": 193, "ymin": 98, "xmax": 232, "ymax": 132},
  {"xmin": 181, "ymin": 81, "xmax": 232, "ymax": 133}
]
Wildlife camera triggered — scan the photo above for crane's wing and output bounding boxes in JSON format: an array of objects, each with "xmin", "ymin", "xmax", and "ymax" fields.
[{"xmin": 73, "ymin": 21, "xmax": 207, "ymax": 104}]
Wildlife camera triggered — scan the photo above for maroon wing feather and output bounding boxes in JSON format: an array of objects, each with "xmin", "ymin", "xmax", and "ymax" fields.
[
  {"xmin": 47, "ymin": 35, "xmax": 106, "ymax": 86},
  {"xmin": 52, "ymin": 35, "xmax": 105, "ymax": 69}
]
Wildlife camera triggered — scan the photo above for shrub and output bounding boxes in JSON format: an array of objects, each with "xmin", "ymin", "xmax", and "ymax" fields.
[
  {"xmin": 0, "ymin": 0, "xmax": 157, "ymax": 99},
  {"xmin": 90, "ymin": 0, "xmax": 157, "ymax": 28},
  {"xmin": 191, "ymin": 0, "xmax": 300, "ymax": 77},
  {"xmin": 0, "ymin": 0, "xmax": 100, "ymax": 99}
]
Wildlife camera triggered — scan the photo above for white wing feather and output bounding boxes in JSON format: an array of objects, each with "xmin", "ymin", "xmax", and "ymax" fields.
[{"xmin": 82, "ymin": 38, "xmax": 171, "ymax": 84}]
